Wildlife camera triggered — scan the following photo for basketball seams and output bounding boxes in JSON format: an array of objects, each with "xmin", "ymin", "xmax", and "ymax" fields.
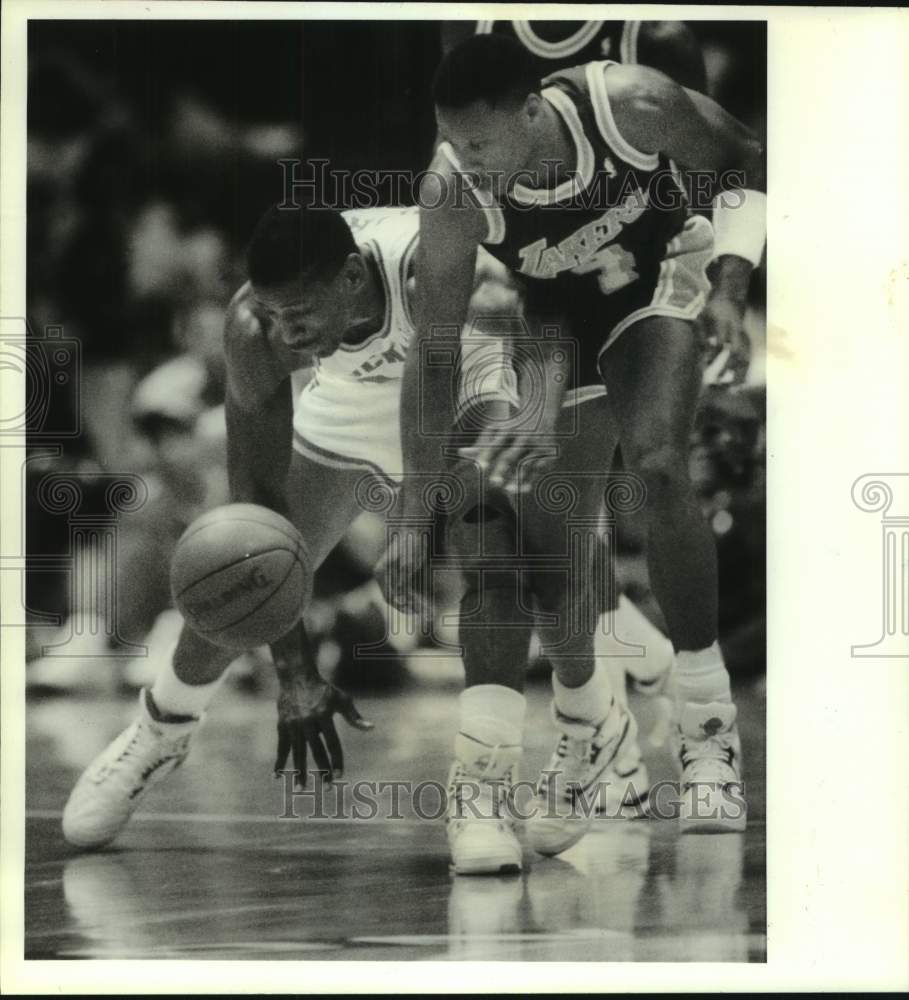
[
  {"xmin": 173, "ymin": 546, "xmax": 301, "ymax": 601},
  {"xmin": 193, "ymin": 558, "xmax": 303, "ymax": 637}
]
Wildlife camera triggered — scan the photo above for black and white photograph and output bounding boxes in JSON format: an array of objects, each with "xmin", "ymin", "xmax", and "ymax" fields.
[{"xmin": 1, "ymin": 2, "xmax": 907, "ymax": 993}]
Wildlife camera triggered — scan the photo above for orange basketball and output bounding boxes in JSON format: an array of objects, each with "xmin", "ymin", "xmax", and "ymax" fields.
[{"xmin": 170, "ymin": 503, "xmax": 312, "ymax": 651}]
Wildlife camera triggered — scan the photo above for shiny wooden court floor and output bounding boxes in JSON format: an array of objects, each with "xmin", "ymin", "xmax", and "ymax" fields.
[{"xmin": 26, "ymin": 674, "xmax": 766, "ymax": 962}]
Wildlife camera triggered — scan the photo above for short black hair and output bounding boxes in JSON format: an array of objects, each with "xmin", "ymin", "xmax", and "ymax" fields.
[
  {"xmin": 432, "ymin": 35, "xmax": 539, "ymax": 111},
  {"xmin": 246, "ymin": 203, "xmax": 357, "ymax": 289}
]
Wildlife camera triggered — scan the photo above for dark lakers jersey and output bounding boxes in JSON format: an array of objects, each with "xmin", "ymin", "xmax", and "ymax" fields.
[
  {"xmin": 474, "ymin": 20, "xmax": 640, "ymax": 73},
  {"xmin": 440, "ymin": 61, "xmax": 688, "ymax": 303}
]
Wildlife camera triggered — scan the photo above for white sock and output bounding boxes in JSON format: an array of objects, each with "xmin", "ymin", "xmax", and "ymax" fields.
[
  {"xmin": 150, "ymin": 647, "xmax": 226, "ymax": 720},
  {"xmin": 675, "ymin": 642, "xmax": 732, "ymax": 704},
  {"xmin": 455, "ymin": 685, "xmax": 525, "ymax": 778},
  {"xmin": 597, "ymin": 595, "xmax": 674, "ymax": 683},
  {"xmin": 552, "ymin": 662, "xmax": 613, "ymax": 724}
]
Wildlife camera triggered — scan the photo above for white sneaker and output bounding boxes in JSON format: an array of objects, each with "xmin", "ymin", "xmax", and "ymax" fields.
[
  {"xmin": 527, "ymin": 699, "xmax": 640, "ymax": 857},
  {"xmin": 62, "ymin": 689, "xmax": 199, "ymax": 848},
  {"xmin": 598, "ymin": 737, "xmax": 651, "ymax": 819},
  {"xmin": 446, "ymin": 747, "xmax": 523, "ymax": 876},
  {"xmin": 672, "ymin": 701, "xmax": 747, "ymax": 833}
]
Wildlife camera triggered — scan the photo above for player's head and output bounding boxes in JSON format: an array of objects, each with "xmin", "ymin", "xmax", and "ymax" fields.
[
  {"xmin": 433, "ymin": 35, "xmax": 542, "ymax": 181},
  {"xmin": 246, "ymin": 203, "xmax": 368, "ymax": 359}
]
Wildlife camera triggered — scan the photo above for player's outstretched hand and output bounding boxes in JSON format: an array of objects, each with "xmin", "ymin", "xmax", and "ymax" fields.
[
  {"xmin": 459, "ymin": 428, "xmax": 558, "ymax": 495},
  {"xmin": 699, "ymin": 271, "xmax": 752, "ymax": 385},
  {"xmin": 274, "ymin": 672, "xmax": 374, "ymax": 788}
]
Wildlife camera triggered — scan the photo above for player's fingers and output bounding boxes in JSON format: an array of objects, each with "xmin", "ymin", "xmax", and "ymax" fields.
[
  {"xmin": 698, "ymin": 313, "xmax": 723, "ymax": 362},
  {"xmin": 304, "ymin": 722, "xmax": 332, "ymax": 780},
  {"xmin": 489, "ymin": 438, "xmax": 528, "ymax": 488},
  {"xmin": 290, "ymin": 724, "xmax": 308, "ymax": 789},
  {"xmin": 510, "ymin": 450, "xmax": 557, "ymax": 493},
  {"xmin": 322, "ymin": 720, "xmax": 344, "ymax": 779},
  {"xmin": 472, "ymin": 431, "xmax": 514, "ymax": 476},
  {"xmin": 339, "ymin": 695, "xmax": 375, "ymax": 732},
  {"xmin": 458, "ymin": 442, "xmax": 494, "ymax": 470},
  {"xmin": 378, "ymin": 544, "xmax": 417, "ymax": 615},
  {"xmin": 274, "ymin": 723, "xmax": 291, "ymax": 776}
]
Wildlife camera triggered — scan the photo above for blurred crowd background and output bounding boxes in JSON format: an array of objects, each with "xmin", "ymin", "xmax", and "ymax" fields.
[{"xmin": 24, "ymin": 20, "xmax": 766, "ymax": 695}]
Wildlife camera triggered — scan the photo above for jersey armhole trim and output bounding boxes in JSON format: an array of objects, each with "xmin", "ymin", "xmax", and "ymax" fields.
[
  {"xmin": 585, "ymin": 61, "xmax": 660, "ymax": 172},
  {"xmin": 399, "ymin": 231, "xmax": 418, "ymax": 332},
  {"xmin": 437, "ymin": 142, "xmax": 506, "ymax": 245},
  {"xmin": 620, "ymin": 21, "xmax": 641, "ymax": 64}
]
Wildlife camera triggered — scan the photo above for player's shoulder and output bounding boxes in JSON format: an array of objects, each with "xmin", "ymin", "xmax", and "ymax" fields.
[
  {"xmin": 542, "ymin": 62, "xmax": 589, "ymax": 94},
  {"xmin": 226, "ymin": 282, "xmax": 264, "ymax": 340},
  {"xmin": 599, "ymin": 59, "xmax": 676, "ymax": 109}
]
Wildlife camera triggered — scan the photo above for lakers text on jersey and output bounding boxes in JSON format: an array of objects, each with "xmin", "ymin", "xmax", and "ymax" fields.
[{"xmin": 440, "ymin": 61, "xmax": 714, "ymax": 389}]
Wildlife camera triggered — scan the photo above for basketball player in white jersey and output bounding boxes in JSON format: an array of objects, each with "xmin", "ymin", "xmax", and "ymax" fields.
[{"xmin": 61, "ymin": 201, "xmax": 650, "ymax": 873}]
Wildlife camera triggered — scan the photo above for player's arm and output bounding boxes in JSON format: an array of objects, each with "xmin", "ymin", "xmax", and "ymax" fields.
[
  {"xmin": 401, "ymin": 161, "xmax": 486, "ymax": 488},
  {"xmin": 381, "ymin": 160, "xmax": 485, "ymax": 614},
  {"xmin": 607, "ymin": 63, "xmax": 766, "ymax": 372},
  {"xmin": 224, "ymin": 285, "xmax": 364, "ymax": 783},
  {"xmin": 223, "ymin": 283, "xmax": 301, "ymax": 513},
  {"xmin": 634, "ymin": 20, "xmax": 707, "ymax": 93}
]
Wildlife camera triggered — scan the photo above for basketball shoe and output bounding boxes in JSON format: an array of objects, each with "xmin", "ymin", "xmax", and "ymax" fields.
[
  {"xmin": 446, "ymin": 738, "xmax": 523, "ymax": 876},
  {"xmin": 62, "ymin": 688, "xmax": 200, "ymax": 848},
  {"xmin": 527, "ymin": 697, "xmax": 641, "ymax": 857},
  {"xmin": 672, "ymin": 700, "xmax": 747, "ymax": 833}
]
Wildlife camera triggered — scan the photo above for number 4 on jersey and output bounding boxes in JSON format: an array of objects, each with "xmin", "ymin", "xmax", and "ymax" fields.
[{"xmin": 573, "ymin": 243, "xmax": 639, "ymax": 294}]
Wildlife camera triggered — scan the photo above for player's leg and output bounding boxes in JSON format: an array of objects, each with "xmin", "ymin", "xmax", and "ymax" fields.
[
  {"xmin": 520, "ymin": 395, "xmax": 646, "ymax": 855},
  {"xmin": 598, "ymin": 313, "xmax": 745, "ymax": 832},
  {"xmin": 438, "ymin": 265, "xmax": 532, "ymax": 875},
  {"xmin": 62, "ymin": 450, "xmax": 368, "ymax": 848},
  {"xmin": 442, "ymin": 398, "xmax": 530, "ymax": 875}
]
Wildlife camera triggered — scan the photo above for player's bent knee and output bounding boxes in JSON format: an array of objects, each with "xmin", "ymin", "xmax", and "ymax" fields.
[{"xmin": 631, "ymin": 445, "xmax": 692, "ymax": 505}]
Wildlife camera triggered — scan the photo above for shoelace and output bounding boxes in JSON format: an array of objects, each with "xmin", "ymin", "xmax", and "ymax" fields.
[
  {"xmin": 96, "ymin": 722, "xmax": 189, "ymax": 788},
  {"xmin": 449, "ymin": 763, "xmax": 514, "ymax": 824},
  {"xmin": 540, "ymin": 727, "xmax": 601, "ymax": 799},
  {"xmin": 679, "ymin": 733, "xmax": 736, "ymax": 782}
]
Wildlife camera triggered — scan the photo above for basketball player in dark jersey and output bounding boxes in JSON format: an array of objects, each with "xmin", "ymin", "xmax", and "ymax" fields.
[
  {"xmin": 441, "ymin": 18, "xmax": 710, "ymax": 710},
  {"xmin": 441, "ymin": 19, "xmax": 706, "ymax": 90},
  {"xmin": 389, "ymin": 35, "xmax": 765, "ymax": 860}
]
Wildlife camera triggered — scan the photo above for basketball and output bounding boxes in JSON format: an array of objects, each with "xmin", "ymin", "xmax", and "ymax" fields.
[{"xmin": 170, "ymin": 503, "xmax": 313, "ymax": 651}]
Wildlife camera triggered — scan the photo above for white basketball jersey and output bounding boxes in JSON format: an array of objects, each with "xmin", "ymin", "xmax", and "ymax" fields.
[{"xmin": 308, "ymin": 206, "xmax": 418, "ymax": 389}]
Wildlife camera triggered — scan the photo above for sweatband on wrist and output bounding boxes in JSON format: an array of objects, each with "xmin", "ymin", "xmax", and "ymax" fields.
[{"xmin": 711, "ymin": 188, "xmax": 767, "ymax": 267}]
